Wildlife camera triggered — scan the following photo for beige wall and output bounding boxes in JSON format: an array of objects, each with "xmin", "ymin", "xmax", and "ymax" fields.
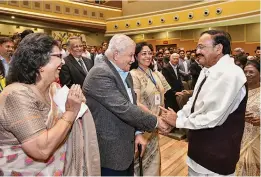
[
  {"xmin": 0, "ymin": 24, "xmax": 44, "ymax": 36},
  {"xmin": 85, "ymin": 33, "xmax": 108, "ymax": 46},
  {"xmin": 130, "ymin": 23, "xmax": 260, "ymax": 55},
  {"xmin": 122, "ymin": 0, "xmax": 200, "ymax": 16},
  {"xmin": 0, "ymin": 23, "xmax": 107, "ymax": 47}
]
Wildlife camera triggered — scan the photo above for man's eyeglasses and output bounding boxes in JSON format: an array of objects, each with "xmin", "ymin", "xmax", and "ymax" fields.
[
  {"xmin": 196, "ymin": 44, "xmax": 216, "ymax": 50},
  {"xmin": 72, "ymin": 45, "xmax": 83, "ymax": 49}
]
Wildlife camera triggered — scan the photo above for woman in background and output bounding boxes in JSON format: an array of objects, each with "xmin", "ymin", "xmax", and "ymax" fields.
[
  {"xmin": 236, "ymin": 60, "xmax": 260, "ymax": 176},
  {"xmin": 130, "ymin": 42, "xmax": 170, "ymax": 176}
]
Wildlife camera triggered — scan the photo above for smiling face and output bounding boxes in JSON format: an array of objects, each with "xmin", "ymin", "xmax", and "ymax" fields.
[
  {"xmin": 196, "ymin": 33, "xmax": 223, "ymax": 68},
  {"xmin": 40, "ymin": 45, "xmax": 64, "ymax": 83},
  {"xmin": 244, "ymin": 64, "xmax": 260, "ymax": 87},
  {"xmin": 0, "ymin": 41, "xmax": 14, "ymax": 60},
  {"xmin": 68, "ymin": 39, "xmax": 83, "ymax": 58},
  {"xmin": 114, "ymin": 44, "xmax": 136, "ymax": 72},
  {"xmin": 137, "ymin": 46, "xmax": 153, "ymax": 69}
]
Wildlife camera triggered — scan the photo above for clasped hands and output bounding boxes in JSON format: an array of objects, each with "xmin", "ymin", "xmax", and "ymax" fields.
[{"xmin": 156, "ymin": 106, "xmax": 177, "ymax": 135}]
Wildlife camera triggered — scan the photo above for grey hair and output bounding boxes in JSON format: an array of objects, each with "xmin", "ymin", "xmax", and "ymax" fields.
[
  {"xmin": 171, "ymin": 53, "xmax": 179, "ymax": 58},
  {"xmin": 234, "ymin": 47, "xmax": 244, "ymax": 53},
  {"xmin": 67, "ymin": 36, "xmax": 81, "ymax": 49},
  {"xmin": 105, "ymin": 34, "xmax": 135, "ymax": 57}
]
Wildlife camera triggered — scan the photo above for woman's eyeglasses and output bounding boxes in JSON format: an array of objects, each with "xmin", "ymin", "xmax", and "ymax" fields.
[{"xmin": 50, "ymin": 53, "xmax": 62, "ymax": 59}]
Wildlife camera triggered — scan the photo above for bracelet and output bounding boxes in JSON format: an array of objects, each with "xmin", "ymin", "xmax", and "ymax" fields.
[{"xmin": 60, "ymin": 117, "xmax": 73, "ymax": 127}]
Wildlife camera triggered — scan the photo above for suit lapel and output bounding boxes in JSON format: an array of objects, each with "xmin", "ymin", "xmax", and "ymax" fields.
[
  {"xmin": 69, "ymin": 54, "xmax": 86, "ymax": 76},
  {"xmin": 167, "ymin": 63, "xmax": 178, "ymax": 80},
  {"xmin": 105, "ymin": 59, "xmax": 131, "ymax": 102},
  {"xmin": 83, "ymin": 58, "xmax": 93, "ymax": 71}
]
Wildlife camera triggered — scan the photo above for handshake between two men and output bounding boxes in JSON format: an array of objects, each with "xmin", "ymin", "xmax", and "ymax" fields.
[{"xmin": 156, "ymin": 106, "xmax": 178, "ymax": 135}]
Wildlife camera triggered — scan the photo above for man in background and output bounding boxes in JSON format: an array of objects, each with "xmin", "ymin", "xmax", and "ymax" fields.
[
  {"xmin": 0, "ymin": 37, "xmax": 14, "ymax": 76},
  {"xmin": 60, "ymin": 37, "xmax": 93, "ymax": 88}
]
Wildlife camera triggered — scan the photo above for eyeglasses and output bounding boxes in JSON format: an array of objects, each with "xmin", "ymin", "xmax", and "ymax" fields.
[
  {"xmin": 50, "ymin": 53, "xmax": 62, "ymax": 59},
  {"xmin": 196, "ymin": 44, "xmax": 216, "ymax": 50},
  {"xmin": 72, "ymin": 45, "xmax": 83, "ymax": 49}
]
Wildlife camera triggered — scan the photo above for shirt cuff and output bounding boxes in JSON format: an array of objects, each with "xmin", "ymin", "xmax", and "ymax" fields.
[
  {"xmin": 176, "ymin": 110, "xmax": 185, "ymax": 128},
  {"xmin": 135, "ymin": 131, "xmax": 144, "ymax": 136}
]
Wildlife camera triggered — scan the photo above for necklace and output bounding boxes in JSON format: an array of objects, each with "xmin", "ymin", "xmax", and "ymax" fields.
[{"xmin": 34, "ymin": 85, "xmax": 51, "ymax": 106}]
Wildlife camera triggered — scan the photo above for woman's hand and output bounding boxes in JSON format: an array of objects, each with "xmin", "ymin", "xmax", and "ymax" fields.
[
  {"xmin": 65, "ymin": 84, "xmax": 83, "ymax": 118},
  {"xmin": 251, "ymin": 117, "xmax": 260, "ymax": 126},
  {"xmin": 245, "ymin": 111, "xmax": 254, "ymax": 124}
]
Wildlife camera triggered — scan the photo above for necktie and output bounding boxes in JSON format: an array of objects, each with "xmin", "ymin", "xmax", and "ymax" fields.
[
  {"xmin": 79, "ymin": 59, "xmax": 88, "ymax": 74},
  {"xmin": 191, "ymin": 76, "xmax": 207, "ymax": 113},
  {"xmin": 125, "ymin": 73, "xmax": 132, "ymax": 88}
]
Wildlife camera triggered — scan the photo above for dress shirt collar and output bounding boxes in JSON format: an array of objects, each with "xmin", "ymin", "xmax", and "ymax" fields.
[
  {"xmin": 169, "ymin": 61, "xmax": 177, "ymax": 69},
  {"xmin": 109, "ymin": 60, "xmax": 129, "ymax": 81},
  {"xmin": 73, "ymin": 56, "xmax": 83, "ymax": 62}
]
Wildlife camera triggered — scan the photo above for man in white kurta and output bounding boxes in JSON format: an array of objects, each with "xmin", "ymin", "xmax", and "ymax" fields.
[{"xmin": 161, "ymin": 30, "xmax": 247, "ymax": 176}]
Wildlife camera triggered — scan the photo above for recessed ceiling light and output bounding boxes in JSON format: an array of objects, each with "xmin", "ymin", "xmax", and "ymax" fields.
[{"xmin": 11, "ymin": 16, "xmax": 15, "ymax": 19}]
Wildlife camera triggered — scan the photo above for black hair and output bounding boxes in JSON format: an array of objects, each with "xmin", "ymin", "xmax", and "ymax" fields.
[
  {"xmin": 131, "ymin": 42, "xmax": 154, "ymax": 70},
  {"xmin": 7, "ymin": 33, "xmax": 58, "ymax": 85},
  {"xmin": 20, "ymin": 29, "xmax": 34, "ymax": 40},
  {"xmin": 245, "ymin": 60, "xmax": 260, "ymax": 72},
  {"xmin": 0, "ymin": 37, "xmax": 13, "ymax": 45},
  {"xmin": 235, "ymin": 55, "xmax": 247, "ymax": 68},
  {"xmin": 201, "ymin": 30, "xmax": 231, "ymax": 55},
  {"xmin": 156, "ymin": 52, "xmax": 163, "ymax": 57}
]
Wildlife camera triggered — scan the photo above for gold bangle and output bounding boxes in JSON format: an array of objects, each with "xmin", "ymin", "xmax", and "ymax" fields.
[{"xmin": 60, "ymin": 117, "xmax": 73, "ymax": 127}]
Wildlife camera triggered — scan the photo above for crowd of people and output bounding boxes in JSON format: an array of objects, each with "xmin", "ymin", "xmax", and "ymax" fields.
[{"xmin": 0, "ymin": 29, "xmax": 259, "ymax": 176}]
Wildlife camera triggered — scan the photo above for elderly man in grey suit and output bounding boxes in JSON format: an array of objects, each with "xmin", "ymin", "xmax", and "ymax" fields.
[{"xmin": 82, "ymin": 34, "xmax": 174, "ymax": 176}]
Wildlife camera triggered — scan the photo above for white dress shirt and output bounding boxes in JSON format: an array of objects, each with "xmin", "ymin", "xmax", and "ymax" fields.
[
  {"xmin": 74, "ymin": 57, "xmax": 88, "ymax": 73},
  {"xmin": 183, "ymin": 60, "xmax": 189, "ymax": 74},
  {"xmin": 169, "ymin": 61, "xmax": 178, "ymax": 77},
  {"xmin": 82, "ymin": 51, "xmax": 91, "ymax": 59},
  {"xmin": 176, "ymin": 54, "xmax": 247, "ymax": 174}
]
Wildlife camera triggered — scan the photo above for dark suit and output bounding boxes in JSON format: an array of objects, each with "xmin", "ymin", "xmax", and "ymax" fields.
[
  {"xmin": 82, "ymin": 57, "xmax": 157, "ymax": 175},
  {"xmin": 162, "ymin": 63, "xmax": 184, "ymax": 112},
  {"xmin": 59, "ymin": 54, "xmax": 93, "ymax": 88},
  {"xmin": 190, "ymin": 60, "xmax": 202, "ymax": 89}
]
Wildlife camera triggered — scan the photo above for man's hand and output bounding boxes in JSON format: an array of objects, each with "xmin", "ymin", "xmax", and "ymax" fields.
[
  {"xmin": 159, "ymin": 106, "xmax": 177, "ymax": 127},
  {"xmin": 157, "ymin": 117, "xmax": 173, "ymax": 135},
  {"xmin": 182, "ymin": 90, "xmax": 190, "ymax": 95},
  {"xmin": 175, "ymin": 92, "xmax": 184, "ymax": 96},
  {"xmin": 135, "ymin": 134, "xmax": 147, "ymax": 158}
]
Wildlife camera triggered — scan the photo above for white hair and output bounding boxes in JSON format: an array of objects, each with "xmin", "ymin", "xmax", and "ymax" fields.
[
  {"xmin": 105, "ymin": 34, "xmax": 135, "ymax": 57},
  {"xmin": 170, "ymin": 53, "xmax": 179, "ymax": 58},
  {"xmin": 234, "ymin": 47, "xmax": 244, "ymax": 53},
  {"xmin": 247, "ymin": 56, "xmax": 254, "ymax": 60}
]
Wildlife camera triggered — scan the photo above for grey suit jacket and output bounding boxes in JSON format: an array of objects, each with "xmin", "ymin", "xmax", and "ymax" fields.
[
  {"xmin": 178, "ymin": 58, "xmax": 191, "ymax": 81},
  {"xmin": 82, "ymin": 57, "xmax": 157, "ymax": 171}
]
